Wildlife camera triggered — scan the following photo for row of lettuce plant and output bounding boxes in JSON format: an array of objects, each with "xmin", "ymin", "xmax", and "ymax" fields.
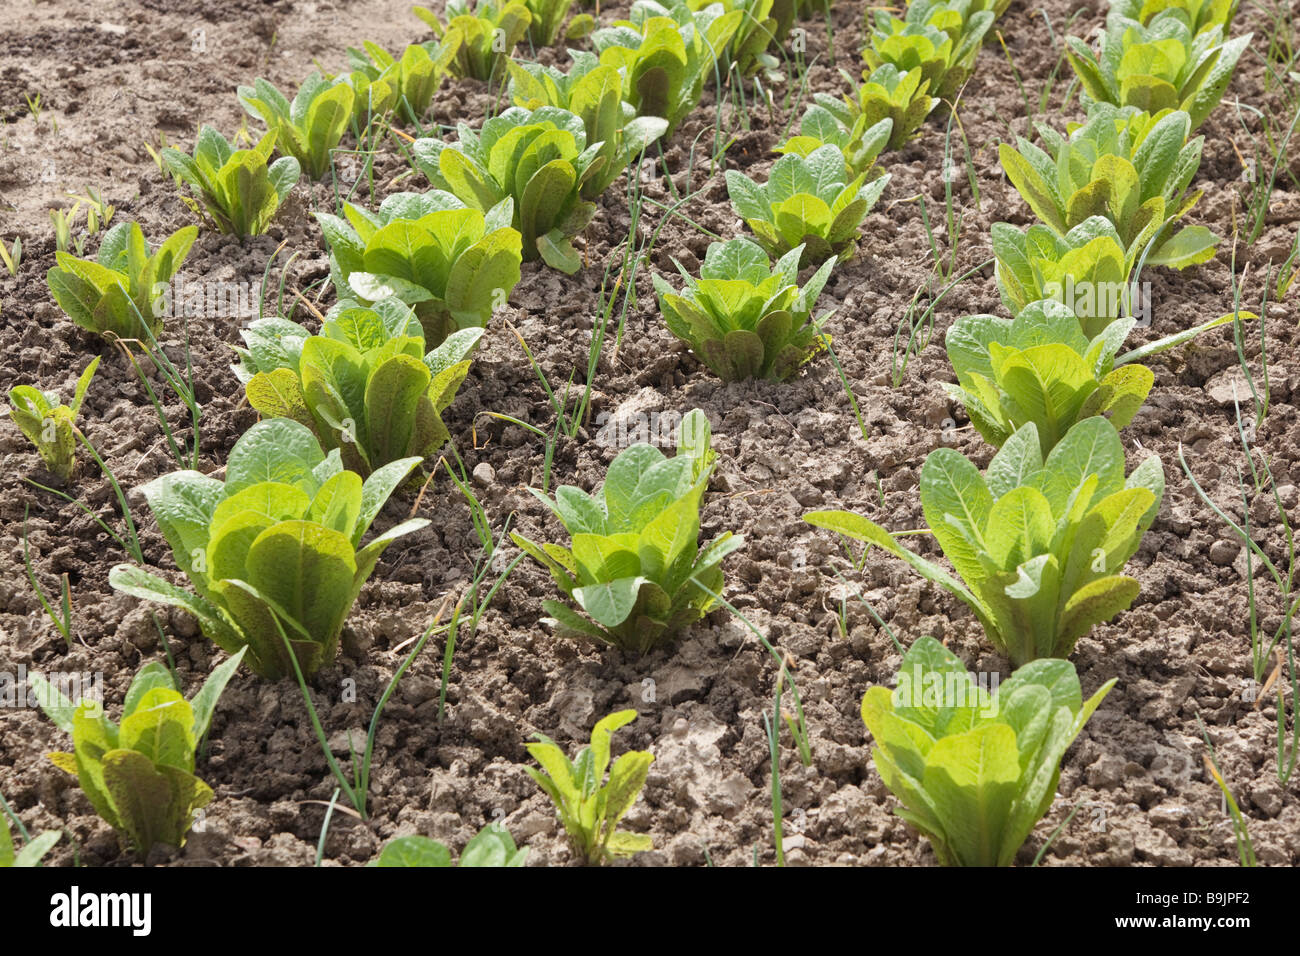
[{"xmin": 793, "ymin": 0, "xmax": 1252, "ymax": 865}]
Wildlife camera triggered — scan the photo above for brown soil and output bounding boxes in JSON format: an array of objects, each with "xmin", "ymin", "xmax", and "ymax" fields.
[{"xmin": 1, "ymin": 0, "xmax": 1298, "ymax": 867}]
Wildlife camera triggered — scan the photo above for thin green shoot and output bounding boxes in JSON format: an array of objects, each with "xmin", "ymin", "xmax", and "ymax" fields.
[
  {"xmin": 75, "ymin": 429, "xmax": 143, "ymax": 563},
  {"xmin": 823, "ymin": 338, "xmax": 868, "ymax": 441},
  {"xmin": 279, "ymin": 594, "xmax": 454, "ymax": 819},
  {"xmin": 150, "ymin": 611, "xmax": 181, "ymax": 691},
  {"xmin": 314, "ymin": 787, "xmax": 342, "ymax": 867},
  {"xmin": 116, "ymin": 302, "xmax": 203, "ymax": 469},
  {"xmin": 257, "ymin": 240, "xmax": 291, "ymax": 319},
  {"xmin": 1179, "ymin": 422, "xmax": 1298, "ymax": 783},
  {"xmin": 0, "ymin": 789, "xmax": 32, "ymax": 844},
  {"xmin": 436, "ymin": 516, "xmax": 524, "ymax": 725},
  {"xmin": 1247, "ymin": 98, "xmax": 1300, "ymax": 245},
  {"xmin": 1226, "ymin": 237, "xmax": 1268, "ymax": 429},
  {"xmin": 475, "ymin": 410, "xmax": 561, "ymax": 492},
  {"xmin": 1195, "ymin": 712, "xmax": 1257, "ymax": 867},
  {"xmin": 21, "ymin": 505, "xmax": 72, "ymax": 648},
  {"xmin": 829, "ymin": 566, "xmax": 904, "ymax": 652},
  {"xmin": 1032, "ymin": 803, "xmax": 1083, "ymax": 866},
  {"xmin": 692, "ymin": 577, "xmax": 812, "ymax": 766},
  {"xmin": 891, "ymin": 257, "xmax": 994, "ymax": 386},
  {"xmin": 762, "ymin": 688, "xmax": 786, "ymax": 867},
  {"xmin": 23, "ymin": 472, "xmax": 143, "ymax": 566}
]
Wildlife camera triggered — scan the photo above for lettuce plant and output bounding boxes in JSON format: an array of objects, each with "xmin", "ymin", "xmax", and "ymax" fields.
[
  {"xmin": 593, "ymin": 0, "xmax": 743, "ymax": 137},
  {"xmin": 414, "ymin": 1, "xmax": 531, "ymax": 82},
  {"xmin": 653, "ymin": 238, "xmax": 836, "ymax": 381},
  {"xmin": 805, "ymin": 416, "xmax": 1164, "ymax": 665},
  {"xmin": 1110, "ymin": 0, "xmax": 1237, "ymax": 35},
  {"xmin": 726, "ymin": 145, "xmax": 889, "ymax": 265},
  {"xmin": 46, "ymin": 221, "xmax": 197, "ymax": 340},
  {"xmin": 371, "ymin": 824, "xmax": 528, "ymax": 866},
  {"xmin": 992, "ymin": 216, "xmax": 1139, "ymax": 334},
  {"xmin": 30, "ymin": 653, "xmax": 245, "ymax": 857},
  {"xmin": 413, "ymin": 107, "xmax": 602, "ymax": 273},
  {"xmin": 944, "ymin": 300, "xmax": 1154, "ymax": 450},
  {"xmin": 109, "ymin": 419, "xmax": 428, "ymax": 679},
  {"xmin": 1065, "ymin": 11, "xmax": 1249, "ymax": 130},
  {"xmin": 507, "ymin": 55, "xmax": 669, "ymax": 199},
  {"xmin": 315, "ymin": 191, "xmax": 522, "ymax": 346},
  {"xmin": 526, "ymin": 709, "xmax": 654, "ymax": 864},
  {"xmin": 238, "ymin": 73, "xmax": 355, "ymax": 180},
  {"xmin": 999, "ymin": 104, "xmax": 1215, "ymax": 269},
  {"xmin": 233, "ymin": 299, "xmax": 481, "ymax": 475},
  {"xmin": 522, "ymin": 0, "xmax": 578, "ymax": 45},
  {"xmin": 512, "ymin": 408, "xmax": 743, "ymax": 653},
  {"xmin": 862, "ymin": 636, "xmax": 1114, "ymax": 866},
  {"xmin": 344, "ymin": 40, "xmax": 461, "ymax": 124},
  {"xmin": 774, "ymin": 104, "xmax": 892, "ymax": 181},
  {"xmin": 7, "ymin": 356, "xmax": 99, "ymax": 482},
  {"xmin": 864, "ymin": 0, "xmax": 995, "ymax": 100},
  {"xmin": 162, "ymin": 127, "xmax": 300, "ymax": 237},
  {"xmin": 814, "ymin": 64, "xmax": 938, "ymax": 153},
  {"xmin": 334, "ymin": 63, "xmax": 399, "ymax": 124},
  {"xmin": 695, "ymin": 0, "xmax": 793, "ymax": 76}
]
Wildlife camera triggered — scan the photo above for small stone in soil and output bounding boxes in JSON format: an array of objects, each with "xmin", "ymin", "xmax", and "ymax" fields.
[{"xmin": 1208, "ymin": 539, "xmax": 1239, "ymax": 566}]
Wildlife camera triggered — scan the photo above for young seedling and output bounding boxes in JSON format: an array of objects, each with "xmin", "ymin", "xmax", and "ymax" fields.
[
  {"xmin": 413, "ymin": 1, "xmax": 532, "ymax": 83},
  {"xmin": 507, "ymin": 55, "xmax": 669, "ymax": 199},
  {"xmin": 413, "ymin": 107, "xmax": 603, "ymax": 272},
  {"xmin": 370, "ymin": 824, "xmax": 528, "ymax": 866},
  {"xmin": 726, "ymin": 144, "xmax": 889, "ymax": 266},
  {"xmin": 234, "ymin": 298, "xmax": 481, "ymax": 476},
  {"xmin": 46, "ymin": 222, "xmax": 197, "ymax": 340},
  {"xmin": 343, "ymin": 39, "xmax": 461, "ymax": 125},
  {"xmin": 315, "ymin": 190, "xmax": 522, "ymax": 346},
  {"xmin": 992, "ymin": 216, "xmax": 1138, "ymax": 334},
  {"xmin": 999, "ymin": 105, "xmax": 1215, "ymax": 268},
  {"xmin": 6, "ymin": 356, "xmax": 99, "ymax": 482},
  {"xmin": 162, "ymin": 127, "xmax": 301, "ymax": 237},
  {"xmin": 864, "ymin": 0, "xmax": 995, "ymax": 100},
  {"xmin": 238, "ymin": 73, "xmax": 355, "ymax": 180},
  {"xmin": 66, "ymin": 186, "xmax": 116, "ymax": 238},
  {"xmin": 806, "ymin": 417, "xmax": 1164, "ymax": 665},
  {"xmin": 1065, "ymin": 8, "xmax": 1249, "ymax": 130},
  {"xmin": 815, "ymin": 64, "xmax": 938, "ymax": 152},
  {"xmin": 1111, "ymin": 0, "xmax": 1238, "ymax": 35},
  {"xmin": 773, "ymin": 105, "xmax": 892, "ymax": 181},
  {"xmin": 108, "ymin": 419, "xmax": 429, "ymax": 679},
  {"xmin": 0, "ymin": 236, "xmax": 20, "ymax": 276},
  {"xmin": 29, "ymin": 651, "xmax": 246, "ymax": 858},
  {"xmin": 512, "ymin": 409, "xmax": 744, "ymax": 653},
  {"xmin": 862, "ymin": 636, "xmax": 1114, "ymax": 866},
  {"xmin": 526, "ymin": 709, "xmax": 654, "ymax": 864},
  {"xmin": 521, "ymin": 0, "xmax": 578, "ymax": 46},
  {"xmin": 23, "ymin": 506, "xmax": 74, "ymax": 647},
  {"xmin": 946, "ymin": 300, "xmax": 1154, "ymax": 450},
  {"xmin": 708, "ymin": 0, "xmax": 795, "ymax": 78},
  {"xmin": 947, "ymin": 298, "xmax": 1258, "ymax": 449},
  {"xmin": 653, "ymin": 237, "xmax": 836, "ymax": 381},
  {"xmin": 592, "ymin": 0, "xmax": 743, "ymax": 137}
]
